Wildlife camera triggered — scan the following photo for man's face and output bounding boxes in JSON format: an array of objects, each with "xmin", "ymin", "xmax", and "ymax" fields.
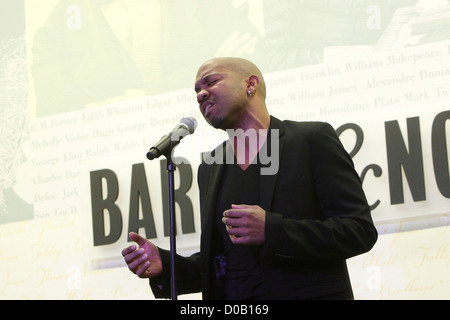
[{"xmin": 194, "ymin": 61, "xmax": 248, "ymax": 130}]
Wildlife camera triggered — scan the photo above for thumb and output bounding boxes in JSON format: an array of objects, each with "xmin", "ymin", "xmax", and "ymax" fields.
[
  {"xmin": 129, "ymin": 232, "xmax": 148, "ymax": 246},
  {"xmin": 231, "ymin": 204, "xmax": 250, "ymax": 209}
]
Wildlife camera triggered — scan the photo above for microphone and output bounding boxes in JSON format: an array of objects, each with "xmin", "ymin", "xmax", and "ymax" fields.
[{"xmin": 146, "ymin": 117, "xmax": 197, "ymax": 160}]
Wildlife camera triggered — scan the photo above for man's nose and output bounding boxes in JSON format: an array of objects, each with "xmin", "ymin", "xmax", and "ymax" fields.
[{"xmin": 197, "ymin": 89, "xmax": 209, "ymax": 103}]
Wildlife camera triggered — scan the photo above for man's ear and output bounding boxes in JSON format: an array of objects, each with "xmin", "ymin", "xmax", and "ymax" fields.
[{"xmin": 247, "ymin": 75, "xmax": 260, "ymax": 91}]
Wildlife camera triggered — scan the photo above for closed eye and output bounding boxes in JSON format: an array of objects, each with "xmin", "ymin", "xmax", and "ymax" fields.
[{"xmin": 195, "ymin": 73, "xmax": 222, "ymax": 93}]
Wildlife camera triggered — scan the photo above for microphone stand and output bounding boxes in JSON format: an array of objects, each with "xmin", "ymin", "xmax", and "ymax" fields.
[
  {"xmin": 148, "ymin": 142, "xmax": 178, "ymax": 300},
  {"xmin": 165, "ymin": 154, "xmax": 177, "ymax": 300},
  {"xmin": 146, "ymin": 119, "xmax": 197, "ymax": 300}
]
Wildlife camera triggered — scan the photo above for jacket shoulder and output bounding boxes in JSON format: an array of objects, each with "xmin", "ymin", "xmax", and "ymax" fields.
[{"xmin": 279, "ymin": 119, "xmax": 337, "ymax": 141}]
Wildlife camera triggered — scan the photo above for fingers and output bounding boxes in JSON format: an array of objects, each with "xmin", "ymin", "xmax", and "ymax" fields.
[
  {"xmin": 222, "ymin": 204, "xmax": 257, "ymax": 226},
  {"xmin": 121, "ymin": 244, "xmax": 137, "ymax": 257},
  {"xmin": 127, "ymin": 249, "xmax": 148, "ymax": 271},
  {"xmin": 223, "ymin": 204, "xmax": 251, "ymax": 219},
  {"xmin": 121, "ymin": 234, "xmax": 150, "ymax": 277},
  {"xmin": 129, "ymin": 232, "xmax": 148, "ymax": 246},
  {"xmin": 122, "ymin": 233, "xmax": 163, "ymax": 278},
  {"xmin": 222, "ymin": 205, "xmax": 266, "ymax": 245},
  {"xmin": 136, "ymin": 261, "xmax": 151, "ymax": 277},
  {"xmin": 222, "ymin": 216, "xmax": 244, "ymax": 228},
  {"xmin": 121, "ymin": 233, "xmax": 147, "ymax": 259},
  {"xmin": 123, "ymin": 246, "xmax": 143, "ymax": 263},
  {"xmin": 121, "ymin": 233, "xmax": 148, "ymax": 264},
  {"xmin": 122, "ymin": 246, "xmax": 150, "ymax": 276}
]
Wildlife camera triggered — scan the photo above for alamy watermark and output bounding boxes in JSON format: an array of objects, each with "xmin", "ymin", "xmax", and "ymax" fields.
[{"xmin": 171, "ymin": 128, "xmax": 280, "ymax": 175}]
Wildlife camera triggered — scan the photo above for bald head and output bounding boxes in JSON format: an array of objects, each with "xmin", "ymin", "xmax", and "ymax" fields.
[{"xmin": 198, "ymin": 57, "xmax": 266, "ymax": 99}]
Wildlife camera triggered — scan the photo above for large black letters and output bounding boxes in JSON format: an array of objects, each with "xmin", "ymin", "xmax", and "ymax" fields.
[
  {"xmin": 160, "ymin": 159, "xmax": 195, "ymax": 236},
  {"xmin": 432, "ymin": 110, "xmax": 450, "ymax": 198},
  {"xmin": 90, "ymin": 169, "xmax": 123, "ymax": 246},
  {"xmin": 127, "ymin": 163, "xmax": 157, "ymax": 240},
  {"xmin": 385, "ymin": 117, "xmax": 426, "ymax": 204},
  {"xmin": 90, "ymin": 161, "xmax": 194, "ymax": 246}
]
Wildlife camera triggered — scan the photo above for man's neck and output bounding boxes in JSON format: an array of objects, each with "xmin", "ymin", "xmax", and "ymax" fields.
[{"xmin": 227, "ymin": 112, "xmax": 270, "ymax": 170}]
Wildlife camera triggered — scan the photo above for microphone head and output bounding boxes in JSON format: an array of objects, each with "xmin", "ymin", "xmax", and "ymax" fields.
[{"xmin": 180, "ymin": 117, "xmax": 197, "ymax": 134}]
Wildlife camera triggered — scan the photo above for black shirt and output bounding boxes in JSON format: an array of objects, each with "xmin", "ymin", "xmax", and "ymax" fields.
[{"xmin": 215, "ymin": 159, "xmax": 267, "ymax": 300}]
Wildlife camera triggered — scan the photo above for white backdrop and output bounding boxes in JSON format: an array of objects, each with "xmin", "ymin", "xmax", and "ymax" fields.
[{"xmin": 1, "ymin": 0, "xmax": 449, "ymax": 299}]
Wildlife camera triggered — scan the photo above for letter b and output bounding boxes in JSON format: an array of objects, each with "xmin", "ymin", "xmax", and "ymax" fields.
[{"xmin": 90, "ymin": 169, "xmax": 123, "ymax": 246}]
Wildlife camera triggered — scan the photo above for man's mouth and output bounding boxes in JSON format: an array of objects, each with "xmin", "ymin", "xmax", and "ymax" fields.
[{"xmin": 202, "ymin": 101, "xmax": 215, "ymax": 114}]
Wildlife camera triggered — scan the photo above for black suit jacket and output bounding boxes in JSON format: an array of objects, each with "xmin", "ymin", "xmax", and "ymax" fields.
[{"xmin": 151, "ymin": 116, "xmax": 377, "ymax": 299}]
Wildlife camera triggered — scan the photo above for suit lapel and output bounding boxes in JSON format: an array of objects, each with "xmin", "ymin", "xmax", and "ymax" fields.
[
  {"xmin": 259, "ymin": 116, "xmax": 285, "ymax": 211},
  {"xmin": 200, "ymin": 142, "xmax": 229, "ymax": 244}
]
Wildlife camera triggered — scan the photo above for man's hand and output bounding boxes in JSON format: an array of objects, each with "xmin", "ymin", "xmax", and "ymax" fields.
[
  {"xmin": 222, "ymin": 204, "xmax": 266, "ymax": 245},
  {"xmin": 121, "ymin": 232, "xmax": 163, "ymax": 278}
]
